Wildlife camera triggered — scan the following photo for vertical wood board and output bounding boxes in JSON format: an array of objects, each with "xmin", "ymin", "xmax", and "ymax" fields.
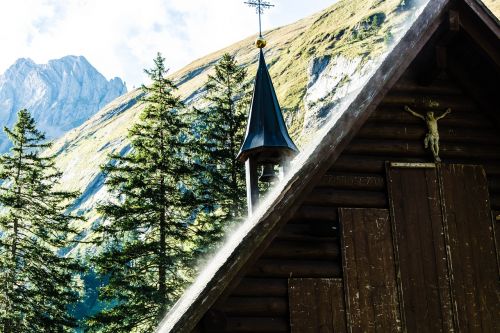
[
  {"xmin": 493, "ymin": 210, "xmax": 500, "ymax": 277},
  {"xmin": 339, "ymin": 208, "xmax": 401, "ymax": 332},
  {"xmin": 289, "ymin": 278, "xmax": 346, "ymax": 333},
  {"xmin": 387, "ymin": 166, "xmax": 454, "ymax": 332},
  {"xmin": 439, "ymin": 164, "xmax": 499, "ymax": 332}
]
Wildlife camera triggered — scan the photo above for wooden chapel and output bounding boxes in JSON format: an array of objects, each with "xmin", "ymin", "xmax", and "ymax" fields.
[{"xmin": 159, "ymin": 0, "xmax": 500, "ymax": 332}]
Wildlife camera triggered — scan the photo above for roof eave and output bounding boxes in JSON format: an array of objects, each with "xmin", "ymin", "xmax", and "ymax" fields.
[{"xmin": 467, "ymin": 0, "xmax": 500, "ymax": 32}]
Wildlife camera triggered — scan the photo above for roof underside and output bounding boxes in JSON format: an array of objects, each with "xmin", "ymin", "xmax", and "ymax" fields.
[{"xmin": 158, "ymin": 1, "xmax": 499, "ymax": 331}]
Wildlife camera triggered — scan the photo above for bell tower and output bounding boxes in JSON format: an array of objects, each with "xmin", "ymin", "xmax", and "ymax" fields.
[{"xmin": 238, "ymin": 1, "xmax": 299, "ymax": 215}]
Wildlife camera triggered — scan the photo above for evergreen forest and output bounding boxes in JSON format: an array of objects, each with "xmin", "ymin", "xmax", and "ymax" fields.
[{"xmin": 0, "ymin": 52, "xmax": 250, "ymax": 332}]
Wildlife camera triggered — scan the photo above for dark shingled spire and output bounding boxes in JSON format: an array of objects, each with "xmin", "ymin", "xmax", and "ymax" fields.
[{"xmin": 237, "ymin": 49, "xmax": 299, "ymax": 162}]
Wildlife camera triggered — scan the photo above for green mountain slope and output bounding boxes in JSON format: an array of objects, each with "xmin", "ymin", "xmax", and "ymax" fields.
[
  {"xmin": 484, "ymin": 0, "xmax": 500, "ymax": 15},
  {"xmin": 46, "ymin": 0, "xmax": 498, "ymax": 254}
]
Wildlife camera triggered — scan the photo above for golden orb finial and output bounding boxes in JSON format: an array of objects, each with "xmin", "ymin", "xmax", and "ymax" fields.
[{"xmin": 256, "ymin": 37, "xmax": 267, "ymax": 49}]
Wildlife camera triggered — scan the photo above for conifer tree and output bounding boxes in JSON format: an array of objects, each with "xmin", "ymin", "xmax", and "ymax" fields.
[
  {"xmin": 88, "ymin": 53, "xmax": 197, "ymax": 332},
  {"xmin": 0, "ymin": 109, "xmax": 81, "ymax": 332},
  {"xmin": 192, "ymin": 53, "xmax": 249, "ymax": 246}
]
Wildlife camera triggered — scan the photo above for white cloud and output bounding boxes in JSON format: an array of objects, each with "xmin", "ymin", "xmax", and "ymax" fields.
[{"xmin": 0, "ymin": 0, "xmax": 335, "ymax": 88}]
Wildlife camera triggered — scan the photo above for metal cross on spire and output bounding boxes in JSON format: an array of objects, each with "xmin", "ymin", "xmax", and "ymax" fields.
[{"xmin": 244, "ymin": 0, "xmax": 274, "ymax": 37}]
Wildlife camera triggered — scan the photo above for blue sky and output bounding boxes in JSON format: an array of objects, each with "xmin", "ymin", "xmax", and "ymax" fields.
[{"xmin": 0, "ymin": 0, "xmax": 336, "ymax": 88}]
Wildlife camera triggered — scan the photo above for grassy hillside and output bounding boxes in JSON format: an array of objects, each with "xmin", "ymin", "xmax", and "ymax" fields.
[
  {"xmin": 46, "ymin": 0, "xmax": 498, "ymax": 253},
  {"xmin": 172, "ymin": 0, "xmax": 410, "ymax": 138},
  {"xmin": 484, "ymin": 0, "xmax": 500, "ymax": 16}
]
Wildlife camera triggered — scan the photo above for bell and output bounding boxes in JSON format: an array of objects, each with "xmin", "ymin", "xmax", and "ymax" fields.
[{"xmin": 259, "ymin": 163, "xmax": 278, "ymax": 183}]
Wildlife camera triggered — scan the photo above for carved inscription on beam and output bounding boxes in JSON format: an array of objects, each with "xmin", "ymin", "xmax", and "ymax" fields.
[{"xmin": 321, "ymin": 174, "xmax": 385, "ymax": 191}]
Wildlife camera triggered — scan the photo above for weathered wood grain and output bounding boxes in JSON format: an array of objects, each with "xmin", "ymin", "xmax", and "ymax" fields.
[
  {"xmin": 293, "ymin": 205, "xmax": 339, "ymax": 222},
  {"xmin": 381, "ymin": 93, "xmax": 477, "ymax": 110},
  {"xmin": 191, "ymin": 323, "xmax": 203, "ymax": 333},
  {"xmin": 339, "ymin": 208, "xmax": 401, "ymax": 332},
  {"xmin": 319, "ymin": 174, "xmax": 386, "ymax": 191},
  {"xmin": 304, "ymin": 189, "xmax": 387, "ymax": 208},
  {"xmin": 231, "ymin": 278, "xmax": 288, "ymax": 297},
  {"xmin": 330, "ymin": 156, "xmax": 386, "ymax": 173},
  {"xmin": 248, "ymin": 259, "xmax": 341, "ymax": 278},
  {"xmin": 263, "ymin": 240, "xmax": 340, "ymax": 260},
  {"xmin": 370, "ymin": 107, "xmax": 493, "ymax": 128},
  {"xmin": 225, "ymin": 317, "xmax": 289, "ymax": 332},
  {"xmin": 220, "ymin": 297, "xmax": 288, "ymax": 317},
  {"xmin": 392, "ymin": 77, "xmax": 463, "ymax": 95},
  {"xmin": 201, "ymin": 310, "xmax": 227, "ymax": 332},
  {"xmin": 387, "ymin": 166, "xmax": 454, "ymax": 332},
  {"xmin": 358, "ymin": 123, "xmax": 500, "ymax": 144},
  {"xmin": 346, "ymin": 139, "xmax": 500, "ymax": 160},
  {"xmin": 489, "ymin": 177, "xmax": 500, "ymax": 193},
  {"xmin": 439, "ymin": 164, "xmax": 499, "ymax": 332},
  {"xmin": 289, "ymin": 278, "xmax": 347, "ymax": 333},
  {"xmin": 331, "ymin": 155, "xmax": 500, "ymax": 177},
  {"xmin": 491, "ymin": 196, "xmax": 500, "ymax": 209},
  {"xmin": 276, "ymin": 223, "xmax": 338, "ymax": 242},
  {"xmin": 493, "ymin": 210, "xmax": 500, "ymax": 277}
]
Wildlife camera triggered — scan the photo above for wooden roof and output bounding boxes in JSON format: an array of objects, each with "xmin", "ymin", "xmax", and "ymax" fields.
[{"xmin": 157, "ymin": 1, "xmax": 499, "ymax": 332}]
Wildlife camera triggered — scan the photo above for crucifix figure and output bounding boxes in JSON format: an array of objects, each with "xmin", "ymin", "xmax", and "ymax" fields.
[
  {"xmin": 405, "ymin": 106, "xmax": 451, "ymax": 162},
  {"xmin": 245, "ymin": 0, "xmax": 274, "ymax": 48}
]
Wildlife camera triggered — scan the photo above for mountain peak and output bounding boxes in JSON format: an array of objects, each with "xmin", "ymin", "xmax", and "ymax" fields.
[
  {"xmin": 2, "ymin": 58, "xmax": 37, "ymax": 78},
  {"xmin": 0, "ymin": 56, "xmax": 127, "ymax": 152},
  {"xmin": 48, "ymin": 55, "xmax": 91, "ymax": 68},
  {"xmin": 13, "ymin": 57, "xmax": 36, "ymax": 67}
]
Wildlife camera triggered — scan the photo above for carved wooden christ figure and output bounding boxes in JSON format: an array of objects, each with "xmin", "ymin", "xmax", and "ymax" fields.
[{"xmin": 404, "ymin": 106, "xmax": 452, "ymax": 162}]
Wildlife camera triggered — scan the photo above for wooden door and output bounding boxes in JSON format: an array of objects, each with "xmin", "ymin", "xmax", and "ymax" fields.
[
  {"xmin": 387, "ymin": 163, "xmax": 499, "ymax": 332},
  {"xmin": 387, "ymin": 164, "xmax": 454, "ymax": 332},
  {"xmin": 289, "ymin": 164, "xmax": 497, "ymax": 333},
  {"xmin": 438, "ymin": 164, "xmax": 499, "ymax": 332}
]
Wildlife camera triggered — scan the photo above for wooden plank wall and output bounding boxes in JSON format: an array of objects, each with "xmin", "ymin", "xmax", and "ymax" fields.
[
  {"xmin": 289, "ymin": 278, "xmax": 346, "ymax": 332},
  {"xmin": 199, "ymin": 70, "xmax": 500, "ymax": 332}
]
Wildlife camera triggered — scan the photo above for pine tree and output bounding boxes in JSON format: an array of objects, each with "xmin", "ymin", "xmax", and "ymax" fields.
[
  {"xmin": 0, "ymin": 109, "xmax": 81, "ymax": 332},
  {"xmin": 88, "ymin": 53, "xmax": 198, "ymax": 332},
  {"xmin": 192, "ymin": 53, "xmax": 249, "ymax": 248}
]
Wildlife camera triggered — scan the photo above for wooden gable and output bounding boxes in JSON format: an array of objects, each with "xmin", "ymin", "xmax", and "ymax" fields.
[
  {"xmin": 159, "ymin": 1, "xmax": 499, "ymax": 332},
  {"xmin": 198, "ymin": 54, "xmax": 500, "ymax": 333}
]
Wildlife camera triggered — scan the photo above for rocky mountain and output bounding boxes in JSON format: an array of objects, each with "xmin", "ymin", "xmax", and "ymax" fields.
[
  {"xmin": 0, "ymin": 56, "xmax": 127, "ymax": 152},
  {"xmin": 44, "ymin": 0, "xmax": 498, "ymax": 255}
]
